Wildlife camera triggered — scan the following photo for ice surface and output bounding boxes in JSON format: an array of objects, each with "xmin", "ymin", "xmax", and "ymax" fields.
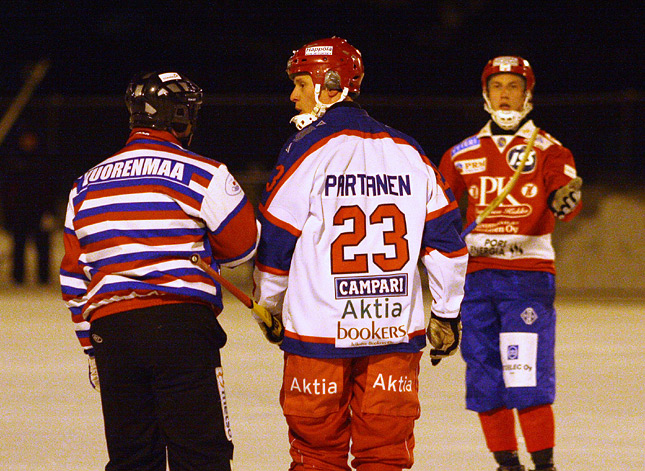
[{"xmin": 1, "ymin": 283, "xmax": 643, "ymax": 470}]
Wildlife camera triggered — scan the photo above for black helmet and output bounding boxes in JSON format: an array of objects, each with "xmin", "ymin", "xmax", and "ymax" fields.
[{"xmin": 125, "ymin": 71, "xmax": 203, "ymax": 135}]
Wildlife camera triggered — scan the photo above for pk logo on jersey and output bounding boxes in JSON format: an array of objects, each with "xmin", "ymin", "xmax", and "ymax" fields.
[{"xmin": 506, "ymin": 145, "xmax": 537, "ymax": 173}]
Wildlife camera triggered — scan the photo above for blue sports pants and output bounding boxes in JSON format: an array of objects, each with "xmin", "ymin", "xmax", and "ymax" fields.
[{"xmin": 460, "ymin": 269, "xmax": 557, "ymax": 412}]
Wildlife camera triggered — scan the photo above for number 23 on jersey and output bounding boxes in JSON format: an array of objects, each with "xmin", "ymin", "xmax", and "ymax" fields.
[{"xmin": 331, "ymin": 203, "xmax": 410, "ymax": 275}]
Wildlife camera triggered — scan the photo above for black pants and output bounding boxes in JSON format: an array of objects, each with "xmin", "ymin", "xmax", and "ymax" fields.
[{"xmin": 90, "ymin": 303, "xmax": 234, "ymax": 471}]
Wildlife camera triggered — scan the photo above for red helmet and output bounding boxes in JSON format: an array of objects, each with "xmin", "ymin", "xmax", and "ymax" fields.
[
  {"xmin": 286, "ymin": 37, "xmax": 364, "ymax": 94},
  {"xmin": 481, "ymin": 56, "xmax": 535, "ymax": 94}
]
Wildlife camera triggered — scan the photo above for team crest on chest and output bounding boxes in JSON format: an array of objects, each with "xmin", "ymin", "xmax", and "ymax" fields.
[{"xmin": 506, "ymin": 144, "xmax": 537, "ymax": 173}]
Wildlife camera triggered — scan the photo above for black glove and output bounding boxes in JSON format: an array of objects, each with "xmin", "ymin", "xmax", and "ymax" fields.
[
  {"xmin": 548, "ymin": 177, "xmax": 582, "ymax": 220},
  {"xmin": 252, "ymin": 304, "xmax": 284, "ymax": 345},
  {"xmin": 257, "ymin": 313, "xmax": 285, "ymax": 345},
  {"xmin": 427, "ymin": 312, "xmax": 461, "ymax": 366}
]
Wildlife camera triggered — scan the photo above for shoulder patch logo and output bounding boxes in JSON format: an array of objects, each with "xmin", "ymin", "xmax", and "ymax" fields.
[
  {"xmin": 451, "ymin": 136, "xmax": 480, "ymax": 157},
  {"xmin": 564, "ymin": 164, "xmax": 577, "ymax": 179},
  {"xmin": 225, "ymin": 174, "xmax": 242, "ymax": 196}
]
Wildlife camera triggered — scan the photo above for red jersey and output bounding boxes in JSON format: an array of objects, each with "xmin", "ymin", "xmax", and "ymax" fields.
[{"xmin": 439, "ymin": 120, "xmax": 581, "ymax": 274}]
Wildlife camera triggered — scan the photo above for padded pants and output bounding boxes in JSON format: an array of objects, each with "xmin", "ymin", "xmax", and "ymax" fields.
[{"xmin": 280, "ymin": 351, "xmax": 422, "ymax": 470}]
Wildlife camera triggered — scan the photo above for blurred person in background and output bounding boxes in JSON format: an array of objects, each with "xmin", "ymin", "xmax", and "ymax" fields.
[
  {"xmin": 438, "ymin": 56, "xmax": 582, "ymax": 471},
  {"xmin": 0, "ymin": 128, "xmax": 56, "ymax": 284}
]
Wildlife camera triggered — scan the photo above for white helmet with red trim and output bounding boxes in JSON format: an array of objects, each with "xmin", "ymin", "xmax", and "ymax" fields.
[
  {"xmin": 481, "ymin": 56, "xmax": 535, "ymax": 130},
  {"xmin": 286, "ymin": 37, "xmax": 364, "ymax": 129}
]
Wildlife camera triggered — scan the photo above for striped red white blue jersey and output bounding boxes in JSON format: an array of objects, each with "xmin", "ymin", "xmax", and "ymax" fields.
[
  {"xmin": 60, "ymin": 129, "xmax": 258, "ymax": 350},
  {"xmin": 253, "ymin": 103, "xmax": 468, "ymax": 359}
]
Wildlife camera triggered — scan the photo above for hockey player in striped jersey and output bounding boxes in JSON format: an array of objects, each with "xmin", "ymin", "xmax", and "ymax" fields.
[
  {"xmin": 438, "ymin": 56, "xmax": 582, "ymax": 471},
  {"xmin": 60, "ymin": 71, "xmax": 257, "ymax": 471},
  {"xmin": 253, "ymin": 37, "xmax": 468, "ymax": 470}
]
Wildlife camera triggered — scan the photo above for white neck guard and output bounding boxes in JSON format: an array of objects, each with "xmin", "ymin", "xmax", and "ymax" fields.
[
  {"xmin": 483, "ymin": 92, "xmax": 533, "ymax": 130},
  {"xmin": 290, "ymin": 84, "xmax": 349, "ymax": 130}
]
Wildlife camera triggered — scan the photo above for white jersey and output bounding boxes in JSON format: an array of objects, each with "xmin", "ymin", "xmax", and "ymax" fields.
[{"xmin": 253, "ymin": 103, "xmax": 467, "ymax": 358}]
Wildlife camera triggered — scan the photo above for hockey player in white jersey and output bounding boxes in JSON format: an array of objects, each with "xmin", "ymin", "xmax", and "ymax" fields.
[{"xmin": 253, "ymin": 37, "xmax": 468, "ymax": 470}]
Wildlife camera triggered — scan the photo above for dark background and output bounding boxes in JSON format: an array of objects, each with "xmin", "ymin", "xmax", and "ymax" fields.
[
  {"xmin": 2, "ymin": 1, "xmax": 642, "ymax": 96},
  {"xmin": 0, "ymin": 1, "xmax": 642, "ymax": 202}
]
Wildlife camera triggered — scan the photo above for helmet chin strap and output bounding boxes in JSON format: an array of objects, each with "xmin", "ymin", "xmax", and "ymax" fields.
[
  {"xmin": 483, "ymin": 92, "xmax": 533, "ymax": 130},
  {"xmin": 290, "ymin": 84, "xmax": 349, "ymax": 130}
]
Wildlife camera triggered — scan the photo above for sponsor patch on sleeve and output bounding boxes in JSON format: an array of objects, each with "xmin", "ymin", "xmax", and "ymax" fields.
[
  {"xmin": 451, "ymin": 136, "xmax": 480, "ymax": 158},
  {"xmin": 564, "ymin": 164, "xmax": 577, "ymax": 179}
]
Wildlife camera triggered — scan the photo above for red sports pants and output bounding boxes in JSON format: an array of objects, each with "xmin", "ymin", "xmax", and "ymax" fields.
[{"xmin": 280, "ymin": 351, "xmax": 422, "ymax": 471}]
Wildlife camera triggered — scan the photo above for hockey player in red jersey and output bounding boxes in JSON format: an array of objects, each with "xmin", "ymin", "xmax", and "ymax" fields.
[
  {"xmin": 438, "ymin": 56, "xmax": 582, "ymax": 471},
  {"xmin": 253, "ymin": 37, "xmax": 468, "ymax": 470},
  {"xmin": 60, "ymin": 71, "xmax": 258, "ymax": 471}
]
